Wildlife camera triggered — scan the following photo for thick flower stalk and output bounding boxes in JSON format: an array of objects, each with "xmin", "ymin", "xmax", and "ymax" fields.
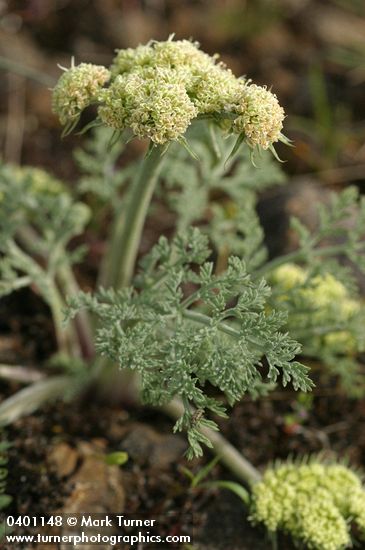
[
  {"xmin": 52, "ymin": 38, "xmax": 287, "ymax": 290},
  {"xmin": 250, "ymin": 461, "xmax": 365, "ymax": 550},
  {"xmin": 52, "ymin": 38, "xmax": 285, "ymax": 151}
]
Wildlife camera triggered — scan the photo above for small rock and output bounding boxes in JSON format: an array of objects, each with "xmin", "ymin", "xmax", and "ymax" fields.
[
  {"xmin": 150, "ymin": 434, "xmax": 187, "ymax": 469},
  {"xmin": 60, "ymin": 440, "xmax": 125, "ymax": 550},
  {"xmin": 121, "ymin": 423, "xmax": 187, "ymax": 468},
  {"xmin": 121, "ymin": 424, "xmax": 161, "ymax": 463},
  {"xmin": 63, "ymin": 440, "xmax": 125, "ymax": 514},
  {"xmin": 47, "ymin": 442, "xmax": 79, "ymax": 478}
]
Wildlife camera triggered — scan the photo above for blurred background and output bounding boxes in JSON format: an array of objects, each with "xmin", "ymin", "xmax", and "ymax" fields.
[{"xmin": 0, "ymin": 0, "xmax": 364, "ymax": 188}]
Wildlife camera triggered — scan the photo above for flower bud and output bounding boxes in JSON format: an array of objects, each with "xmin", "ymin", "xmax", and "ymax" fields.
[
  {"xmin": 52, "ymin": 63, "xmax": 110, "ymax": 125},
  {"xmin": 233, "ymin": 84, "xmax": 285, "ymax": 149}
]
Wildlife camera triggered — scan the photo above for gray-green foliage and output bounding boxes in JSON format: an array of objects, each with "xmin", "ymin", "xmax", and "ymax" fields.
[
  {"xmin": 74, "ymin": 125, "xmax": 285, "ymax": 272},
  {"xmin": 159, "ymin": 124, "xmax": 285, "ymax": 269},
  {"xmin": 74, "ymin": 126, "xmax": 130, "ymax": 203},
  {"xmin": 289, "ymin": 186, "xmax": 365, "ymax": 271},
  {"xmin": 154, "ymin": 126, "xmax": 365, "ymax": 396},
  {"xmin": 260, "ymin": 186, "xmax": 365, "ymax": 395},
  {"xmin": 269, "ymin": 263, "xmax": 365, "ymax": 396},
  {"xmin": 0, "ymin": 163, "xmax": 89, "ymax": 304},
  {"xmin": 1, "ymin": 122, "xmax": 365, "ymax": 457},
  {"xmin": 72, "ymin": 124, "xmax": 282, "ymax": 277},
  {"xmin": 67, "ymin": 228, "xmax": 312, "ymax": 458}
]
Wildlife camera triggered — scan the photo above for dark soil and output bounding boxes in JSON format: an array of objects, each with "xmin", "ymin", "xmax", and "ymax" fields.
[{"xmin": 2, "ymin": 370, "xmax": 365, "ymax": 549}]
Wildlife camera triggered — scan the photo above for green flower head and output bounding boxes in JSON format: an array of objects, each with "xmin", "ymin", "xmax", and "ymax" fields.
[
  {"xmin": 110, "ymin": 44, "xmax": 155, "ymax": 76},
  {"xmin": 251, "ymin": 460, "xmax": 365, "ymax": 550},
  {"xmin": 272, "ymin": 264, "xmax": 360, "ymax": 321},
  {"xmin": 111, "ymin": 39, "xmax": 215, "ymax": 79},
  {"xmin": 271, "ymin": 264, "xmax": 361, "ymax": 354},
  {"xmin": 189, "ymin": 64, "xmax": 243, "ymax": 114},
  {"xmin": 0, "ymin": 164, "xmax": 63, "ymax": 206}
]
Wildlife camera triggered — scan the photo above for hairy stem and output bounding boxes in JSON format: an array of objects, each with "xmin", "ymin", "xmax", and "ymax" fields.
[{"xmin": 102, "ymin": 144, "xmax": 165, "ymax": 290}]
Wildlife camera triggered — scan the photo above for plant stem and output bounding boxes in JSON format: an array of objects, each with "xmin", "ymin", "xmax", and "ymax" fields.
[
  {"xmin": 57, "ymin": 264, "xmax": 95, "ymax": 359},
  {"xmin": 0, "ymin": 373, "xmax": 261, "ymax": 488},
  {"xmin": 102, "ymin": 144, "xmax": 165, "ymax": 290},
  {"xmin": 183, "ymin": 309, "xmax": 264, "ymax": 349},
  {"xmin": 252, "ymin": 244, "xmax": 349, "ymax": 280},
  {"xmin": 90, "ymin": 142, "xmax": 258, "ymax": 486},
  {"xmin": 184, "ymin": 309, "xmax": 241, "ymax": 338},
  {"xmin": 0, "ymin": 376, "xmax": 71, "ymax": 426},
  {"xmin": 163, "ymin": 398, "xmax": 261, "ymax": 486},
  {"xmin": 93, "ymin": 144, "xmax": 165, "ymax": 396},
  {"xmin": 7, "ymin": 240, "xmax": 77, "ymax": 356},
  {"xmin": 16, "ymin": 227, "xmax": 92, "ymax": 359},
  {"xmin": 47, "ymin": 283, "xmax": 74, "ymax": 356},
  {"xmin": 0, "ymin": 364, "xmax": 45, "ymax": 383}
]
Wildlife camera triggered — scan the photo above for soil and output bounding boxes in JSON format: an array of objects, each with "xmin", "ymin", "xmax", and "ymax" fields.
[{"xmin": 2, "ymin": 351, "xmax": 365, "ymax": 549}]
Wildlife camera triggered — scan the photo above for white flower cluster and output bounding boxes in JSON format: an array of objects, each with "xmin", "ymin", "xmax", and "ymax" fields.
[
  {"xmin": 233, "ymin": 84, "xmax": 285, "ymax": 149},
  {"xmin": 251, "ymin": 461, "xmax": 365, "ymax": 550},
  {"xmin": 52, "ymin": 39, "xmax": 285, "ymax": 147},
  {"xmin": 98, "ymin": 68, "xmax": 198, "ymax": 144},
  {"xmin": 52, "ymin": 63, "xmax": 110, "ymax": 125}
]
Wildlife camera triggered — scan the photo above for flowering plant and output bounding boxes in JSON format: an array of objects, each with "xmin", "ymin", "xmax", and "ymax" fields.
[
  {"xmin": 251, "ymin": 459, "xmax": 365, "ymax": 550},
  {"xmin": 53, "ymin": 37, "xmax": 285, "ymax": 153},
  {"xmin": 1, "ymin": 37, "xmax": 365, "ymax": 549},
  {"xmin": 52, "ymin": 38, "xmax": 314, "ymax": 458}
]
